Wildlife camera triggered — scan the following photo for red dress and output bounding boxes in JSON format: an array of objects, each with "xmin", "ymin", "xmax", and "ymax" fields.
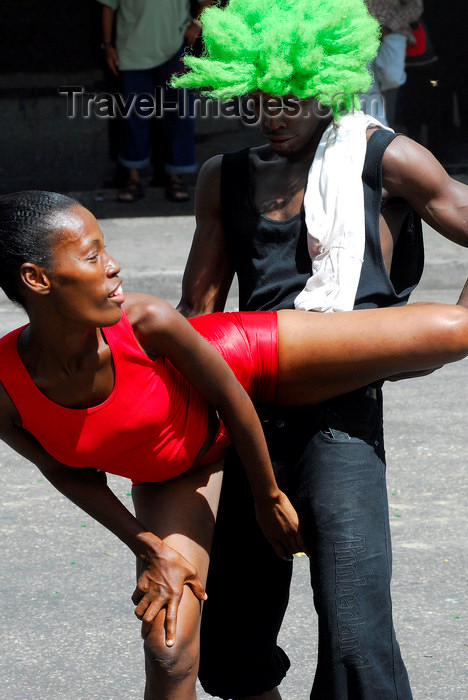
[{"xmin": 0, "ymin": 311, "xmax": 278, "ymax": 483}]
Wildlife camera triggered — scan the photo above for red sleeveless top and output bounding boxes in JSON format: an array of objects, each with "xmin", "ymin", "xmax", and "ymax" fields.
[{"xmin": 0, "ymin": 311, "xmax": 278, "ymax": 483}]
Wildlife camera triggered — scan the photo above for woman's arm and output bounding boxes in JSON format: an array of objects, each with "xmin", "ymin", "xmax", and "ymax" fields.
[
  {"xmin": 124, "ymin": 294, "xmax": 306, "ymax": 559},
  {"xmin": 0, "ymin": 384, "xmax": 206, "ymax": 646}
]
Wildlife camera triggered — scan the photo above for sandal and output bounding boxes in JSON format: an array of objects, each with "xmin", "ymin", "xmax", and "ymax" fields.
[
  {"xmin": 117, "ymin": 179, "xmax": 144, "ymax": 203},
  {"xmin": 166, "ymin": 175, "xmax": 189, "ymax": 203}
]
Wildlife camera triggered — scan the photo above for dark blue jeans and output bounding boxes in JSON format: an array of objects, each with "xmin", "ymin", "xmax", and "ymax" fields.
[
  {"xmin": 198, "ymin": 389, "xmax": 413, "ymax": 699},
  {"xmin": 118, "ymin": 44, "xmax": 196, "ymax": 174}
]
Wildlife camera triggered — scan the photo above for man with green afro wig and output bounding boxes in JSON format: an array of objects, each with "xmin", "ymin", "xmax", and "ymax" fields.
[
  {"xmin": 173, "ymin": 0, "xmax": 380, "ymax": 117},
  {"xmin": 176, "ymin": 1, "xmax": 468, "ymax": 699}
]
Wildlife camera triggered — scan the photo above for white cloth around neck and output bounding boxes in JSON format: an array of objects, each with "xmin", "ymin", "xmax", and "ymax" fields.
[{"xmin": 294, "ymin": 112, "xmax": 392, "ymax": 313}]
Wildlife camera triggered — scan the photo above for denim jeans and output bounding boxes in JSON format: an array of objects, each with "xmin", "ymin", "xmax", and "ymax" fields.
[
  {"xmin": 118, "ymin": 43, "xmax": 196, "ymax": 174},
  {"xmin": 198, "ymin": 389, "xmax": 413, "ymax": 699}
]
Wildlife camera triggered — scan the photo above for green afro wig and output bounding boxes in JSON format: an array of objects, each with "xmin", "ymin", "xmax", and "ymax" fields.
[{"xmin": 172, "ymin": 0, "xmax": 380, "ymax": 117}]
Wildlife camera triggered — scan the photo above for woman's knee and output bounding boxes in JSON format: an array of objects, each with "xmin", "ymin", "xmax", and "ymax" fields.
[
  {"xmin": 143, "ymin": 620, "xmax": 200, "ymax": 684},
  {"xmin": 439, "ymin": 305, "xmax": 468, "ymax": 359}
]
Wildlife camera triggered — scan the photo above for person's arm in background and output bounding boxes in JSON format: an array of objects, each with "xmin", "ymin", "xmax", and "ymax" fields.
[
  {"xmin": 101, "ymin": 3, "xmax": 119, "ymax": 76},
  {"xmin": 177, "ymin": 155, "xmax": 235, "ymax": 317},
  {"xmin": 185, "ymin": 0, "xmax": 214, "ymax": 48}
]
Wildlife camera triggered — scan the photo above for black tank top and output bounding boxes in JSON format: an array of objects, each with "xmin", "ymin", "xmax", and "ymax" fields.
[{"xmin": 220, "ymin": 129, "xmax": 424, "ymax": 312}]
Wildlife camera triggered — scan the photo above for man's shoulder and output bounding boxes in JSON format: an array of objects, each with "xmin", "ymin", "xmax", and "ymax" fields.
[
  {"xmin": 380, "ymin": 133, "xmax": 432, "ymax": 175},
  {"xmin": 196, "ymin": 155, "xmax": 223, "ymax": 193},
  {"xmin": 200, "ymin": 153, "xmax": 223, "ymax": 173},
  {"xmin": 221, "ymin": 144, "xmax": 273, "ymax": 171},
  {"xmin": 199, "ymin": 146, "xmax": 265, "ymax": 178}
]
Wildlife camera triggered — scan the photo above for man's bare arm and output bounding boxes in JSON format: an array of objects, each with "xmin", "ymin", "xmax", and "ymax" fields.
[
  {"xmin": 380, "ymin": 135, "xmax": 468, "ymax": 381},
  {"xmin": 382, "ymin": 135, "xmax": 468, "ymax": 247},
  {"xmin": 177, "ymin": 155, "xmax": 234, "ymax": 317}
]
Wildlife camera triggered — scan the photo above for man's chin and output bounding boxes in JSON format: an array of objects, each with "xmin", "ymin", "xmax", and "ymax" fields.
[{"xmin": 267, "ymin": 136, "xmax": 298, "ymax": 154}]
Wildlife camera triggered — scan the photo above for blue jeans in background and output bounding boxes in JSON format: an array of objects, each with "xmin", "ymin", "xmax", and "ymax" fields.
[{"xmin": 118, "ymin": 43, "xmax": 196, "ymax": 176}]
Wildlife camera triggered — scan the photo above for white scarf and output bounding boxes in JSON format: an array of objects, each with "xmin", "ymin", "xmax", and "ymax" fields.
[{"xmin": 294, "ymin": 112, "xmax": 392, "ymax": 313}]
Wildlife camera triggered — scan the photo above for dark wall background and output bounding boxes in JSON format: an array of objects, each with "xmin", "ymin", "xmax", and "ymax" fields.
[
  {"xmin": 0, "ymin": 0, "xmax": 466, "ymax": 195},
  {"xmin": 1, "ymin": 0, "xmax": 101, "ymax": 73},
  {"xmin": 0, "ymin": 0, "xmax": 114, "ymax": 194},
  {"xmin": 397, "ymin": 0, "xmax": 468, "ymax": 168}
]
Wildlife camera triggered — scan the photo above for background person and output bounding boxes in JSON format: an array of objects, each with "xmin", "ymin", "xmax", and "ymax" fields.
[
  {"xmin": 362, "ymin": 0, "xmax": 424, "ymax": 126},
  {"xmin": 99, "ymin": 0, "xmax": 213, "ymax": 203}
]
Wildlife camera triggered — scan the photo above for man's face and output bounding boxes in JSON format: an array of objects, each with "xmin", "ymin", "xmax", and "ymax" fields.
[{"xmin": 248, "ymin": 93, "xmax": 331, "ymax": 155}]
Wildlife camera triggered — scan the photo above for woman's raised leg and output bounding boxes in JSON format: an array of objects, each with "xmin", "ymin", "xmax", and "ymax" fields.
[
  {"xmin": 275, "ymin": 302, "xmax": 468, "ymax": 405},
  {"xmin": 132, "ymin": 461, "xmax": 224, "ymax": 700}
]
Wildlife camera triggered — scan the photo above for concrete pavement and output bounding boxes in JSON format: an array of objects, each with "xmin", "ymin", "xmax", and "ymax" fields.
[{"xmin": 0, "ymin": 208, "xmax": 467, "ymax": 699}]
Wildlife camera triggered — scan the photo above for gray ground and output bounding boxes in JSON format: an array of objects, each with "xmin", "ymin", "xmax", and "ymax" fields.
[{"xmin": 0, "ymin": 209, "xmax": 466, "ymax": 699}]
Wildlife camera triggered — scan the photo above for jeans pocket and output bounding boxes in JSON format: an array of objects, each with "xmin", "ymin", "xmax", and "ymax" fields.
[
  {"xmin": 320, "ymin": 397, "xmax": 382, "ymax": 447},
  {"xmin": 321, "ymin": 427, "xmax": 353, "ymax": 441}
]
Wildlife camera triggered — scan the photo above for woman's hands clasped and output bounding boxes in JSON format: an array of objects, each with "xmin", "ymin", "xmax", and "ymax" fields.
[
  {"xmin": 132, "ymin": 536, "xmax": 207, "ymax": 646},
  {"xmin": 255, "ymin": 490, "xmax": 308, "ymax": 561}
]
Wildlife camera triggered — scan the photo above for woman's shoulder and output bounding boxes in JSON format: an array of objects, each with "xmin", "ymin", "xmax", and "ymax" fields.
[
  {"xmin": 123, "ymin": 293, "xmax": 176, "ymax": 329},
  {"xmin": 122, "ymin": 294, "xmax": 182, "ymax": 355}
]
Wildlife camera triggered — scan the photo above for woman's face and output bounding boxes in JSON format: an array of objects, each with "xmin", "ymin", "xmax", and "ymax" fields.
[{"xmin": 45, "ymin": 205, "xmax": 124, "ymax": 328}]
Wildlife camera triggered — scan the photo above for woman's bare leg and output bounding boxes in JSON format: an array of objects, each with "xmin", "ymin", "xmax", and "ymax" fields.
[
  {"xmin": 132, "ymin": 462, "xmax": 224, "ymax": 700},
  {"xmin": 275, "ymin": 302, "xmax": 468, "ymax": 405}
]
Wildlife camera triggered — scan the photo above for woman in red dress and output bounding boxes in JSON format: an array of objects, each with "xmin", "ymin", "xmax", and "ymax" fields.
[{"xmin": 1, "ymin": 191, "xmax": 467, "ymax": 699}]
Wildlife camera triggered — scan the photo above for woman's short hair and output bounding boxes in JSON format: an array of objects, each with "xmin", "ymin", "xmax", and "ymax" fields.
[{"xmin": 0, "ymin": 190, "xmax": 78, "ymax": 305}]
